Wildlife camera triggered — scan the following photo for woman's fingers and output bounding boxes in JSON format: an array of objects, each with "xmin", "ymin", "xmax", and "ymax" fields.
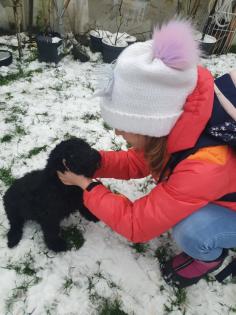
[{"xmin": 57, "ymin": 171, "xmax": 70, "ymax": 185}]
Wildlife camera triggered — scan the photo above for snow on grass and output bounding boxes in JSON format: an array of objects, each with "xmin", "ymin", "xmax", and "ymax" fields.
[{"xmin": 0, "ymin": 37, "xmax": 236, "ymax": 315}]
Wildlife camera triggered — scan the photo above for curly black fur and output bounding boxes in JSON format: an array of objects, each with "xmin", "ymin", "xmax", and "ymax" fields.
[{"xmin": 3, "ymin": 138, "xmax": 101, "ymax": 252}]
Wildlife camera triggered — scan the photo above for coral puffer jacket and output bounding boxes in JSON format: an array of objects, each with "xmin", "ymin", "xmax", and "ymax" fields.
[{"xmin": 83, "ymin": 66, "xmax": 236, "ymax": 243}]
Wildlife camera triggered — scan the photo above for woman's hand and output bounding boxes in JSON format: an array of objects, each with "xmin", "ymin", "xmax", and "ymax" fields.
[{"xmin": 57, "ymin": 170, "xmax": 93, "ymax": 190}]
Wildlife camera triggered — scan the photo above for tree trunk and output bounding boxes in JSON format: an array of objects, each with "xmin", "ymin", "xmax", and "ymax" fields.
[{"xmin": 12, "ymin": 0, "xmax": 23, "ymax": 59}]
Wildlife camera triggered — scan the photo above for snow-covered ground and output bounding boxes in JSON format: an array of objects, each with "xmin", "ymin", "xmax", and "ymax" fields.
[{"xmin": 0, "ymin": 37, "xmax": 236, "ymax": 315}]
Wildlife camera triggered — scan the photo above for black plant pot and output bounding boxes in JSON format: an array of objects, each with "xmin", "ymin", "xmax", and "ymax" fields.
[
  {"xmin": 90, "ymin": 33, "xmax": 103, "ymax": 52},
  {"xmin": 102, "ymin": 39, "xmax": 128, "ymax": 63},
  {"xmin": 36, "ymin": 32, "xmax": 63, "ymax": 63},
  {"xmin": 0, "ymin": 50, "xmax": 12, "ymax": 67},
  {"xmin": 198, "ymin": 34, "xmax": 217, "ymax": 56},
  {"xmin": 89, "ymin": 30, "xmax": 112, "ymax": 53}
]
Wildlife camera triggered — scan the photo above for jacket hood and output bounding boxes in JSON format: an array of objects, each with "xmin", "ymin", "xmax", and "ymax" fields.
[{"xmin": 167, "ymin": 66, "xmax": 215, "ymax": 154}]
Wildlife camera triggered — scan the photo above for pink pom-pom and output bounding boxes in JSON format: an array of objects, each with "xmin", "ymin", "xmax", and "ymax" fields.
[{"xmin": 152, "ymin": 19, "xmax": 200, "ymax": 70}]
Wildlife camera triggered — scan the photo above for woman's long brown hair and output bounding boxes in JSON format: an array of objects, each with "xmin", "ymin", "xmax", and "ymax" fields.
[{"xmin": 143, "ymin": 136, "xmax": 168, "ymax": 177}]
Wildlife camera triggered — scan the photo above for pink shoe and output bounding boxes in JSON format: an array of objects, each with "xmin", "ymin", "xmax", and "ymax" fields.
[{"xmin": 161, "ymin": 249, "xmax": 228, "ymax": 288}]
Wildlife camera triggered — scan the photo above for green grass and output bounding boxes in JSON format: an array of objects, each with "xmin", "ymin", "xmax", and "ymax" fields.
[
  {"xmin": 63, "ymin": 133, "xmax": 77, "ymax": 140},
  {"xmin": 61, "ymin": 226, "xmax": 85, "ymax": 250},
  {"xmin": 164, "ymin": 287, "xmax": 187, "ymax": 314},
  {"xmin": 27, "ymin": 145, "xmax": 48, "ymax": 158},
  {"xmin": 0, "ymin": 67, "xmax": 43, "ymax": 86},
  {"xmin": 111, "ymin": 137, "xmax": 122, "ymax": 151},
  {"xmin": 15, "ymin": 125, "xmax": 27, "ymax": 136},
  {"xmin": 11, "ymin": 106, "xmax": 27, "ymax": 116},
  {"xmin": 130, "ymin": 242, "xmax": 149, "ymax": 254},
  {"xmin": 62, "ymin": 276, "xmax": 75, "ymax": 295},
  {"xmin": 5, "ymin": 279, "xmax": 34, "ymax": 313},
  {"xmin": 82, "ymin": 112, "xmax": 101, "ymax": 123},
  {"xmin": 5, "ymin": 114, "xmax": 19, "ymax": 124},
  {"xmin": 5, "ymin": 92, "xmax": 13, "ymax": 100},
  {"xmin": 154, "ymin": 245, "xmax": 172, "ymax": 265},
  {"xmin": 98, "ymin": 298, "xmax": 128, "ymax": 315},
  {"xmin": 0, "ymin": 167, "xmax": 15, "ymax": 186},
  {"xmin": 1, "ymin": 134, "xmax": 14, "ymax": 143},
  {"xmin": 103, "ymin": 122, "xmax": 113, "ymax": 131},
  {"xmin": 4, "ymin": 253, "xmax": 41, "ymax": 313},
  {"xmin": 6, "ymin": 254, "xmax": 37, "ymax": 277}
]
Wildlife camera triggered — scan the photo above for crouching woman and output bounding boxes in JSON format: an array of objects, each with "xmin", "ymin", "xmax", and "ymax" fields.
[{"xmin": 58, "ymin": 20, "xmax": 236, "ymax": 288}]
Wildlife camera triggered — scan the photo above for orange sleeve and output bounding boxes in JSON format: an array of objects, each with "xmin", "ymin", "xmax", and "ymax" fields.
[
  {"xmin": 94, "ymin": 148, "xmax": 150, "ymax": 180},
  {"xmin": 84, "ymin": 158, "xmax": 230, "ymax": 243}
]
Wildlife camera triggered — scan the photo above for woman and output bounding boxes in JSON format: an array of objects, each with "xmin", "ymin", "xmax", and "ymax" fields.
[{"xmin": 58, "ymin": 20, "xmax": 236, "ymax": 288}]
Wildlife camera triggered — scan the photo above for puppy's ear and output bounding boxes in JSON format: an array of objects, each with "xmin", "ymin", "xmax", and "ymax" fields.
[
  {"xmin": 45, "ymin": 155, "xmax": 67, "ymax": 177},
  {"xmin": 91, "ymin": 149, "xmax": 102, "ymax": 171}
]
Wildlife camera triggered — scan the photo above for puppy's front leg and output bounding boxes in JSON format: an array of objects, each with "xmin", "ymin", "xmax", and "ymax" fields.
[{"xmin": 41, "ymin": 220, "xmax": 67, "ymax": 252}]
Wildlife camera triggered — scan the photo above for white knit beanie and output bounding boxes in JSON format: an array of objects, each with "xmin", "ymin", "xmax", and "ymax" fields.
[{"xmin": 97, "ymin": 20, "xmax": 200, "ymax": 137}]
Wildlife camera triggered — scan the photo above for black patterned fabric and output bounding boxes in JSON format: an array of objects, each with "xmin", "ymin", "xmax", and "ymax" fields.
[{"xmin": 206, "ymin": 73, "xmax": 236, "ymax": 146}]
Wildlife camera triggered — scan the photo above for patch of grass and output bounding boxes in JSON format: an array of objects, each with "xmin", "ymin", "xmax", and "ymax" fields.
[
  {"xmin": 154, "ymin": 246, "xmax": 171, "ymax": 265},
  {"xmin": 84, "ymin": 81, "xmax": 95, "ymax": 92},
  {"xmin": 111, "ymin": 137, "xmax": 122, "ymax": 151},
  {"xmin": 24, "ymin": 48, "xmax": 38, "ymax": 62},
  {"xmin": 11, "ymin": 106, "xmax": 27, "ymax": 116},
  {"xmin": 5, "ymin": 92, "xmax": 13, "ymax": 100},
  {"xmin": 44, "ymin": 299, "xmax": 59, "ymax": 315},
  {"xmin": 138, "ymin": 177, "xmax": 155, "ymax": 194},
  {"xmin": 15, "ymin": 125, "xmax": 27, "ymax": 136},
  {"xmin": 103, "ymin": 122, "xmax": 113, "ymax": 131},
  {"xmin": 5, "ymin": 114, "xmax": 19, "ymax": 124},
  {"xmin": 63, "ymin": 133, "xmax": 77, "ymax": 140},
  {"xmin": 98, "ymin": 298, "xmax": 128, "ymax": 315},
  {"xmin": 228, "ymin": 305, "xmax": 236, "ymax": 313},
  {"xmin": 27, "ymin": 145, "xmax": 48, "ymax": 158},
  {"xmin": 0, "ymin": 167, "xmax": 15, "ymax": 186},
  {"xmin": 0, "ymin": 67, "xmax": 43, "ymax": 86},
  {"xmin": 82, "ymin": 112, "xmax": 101, "ymax": 123},
  {"xmin": 1, "ymin": 134, "xmax": 14, "ymax": 143},
  {"xmin": 37, "ymin": 112, "xmax": 48, "ymax": 116},
  {"xmin": 6, "ymin": 255, "xmax": 37, "ymax": 277},
  {"xmin": 5, "ymin": 279, "xmax": 35, "ymax": 313},
  {"xmin": 0, "ymin": 101, "xmax": 7, "ymax": 110},
  {"xmin": 164, "ymin": 287, "xmax": 187, "ymax": 314},
  {"xmin": 62, "ymin": 276, "xmax": 75, "ymax": 295},
  {"xmin": 4, "ymin": 253, "xmax": 41, "ymax": 313},
  {"xmin": 130, "ymin": 242, "xmax": 149, "ymax": 254},
  {"xmin": 49, "ymin": 83, "xmax": 64, "ymax": 91},
  {"xmin": 61, "ymin": 226, "xmax": 85, "ymax": 250}
]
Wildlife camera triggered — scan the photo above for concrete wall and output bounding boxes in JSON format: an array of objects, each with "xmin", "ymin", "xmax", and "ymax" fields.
[{"xmin": 0, "ymin": 0, "xmax": 235, "ymax": 45}]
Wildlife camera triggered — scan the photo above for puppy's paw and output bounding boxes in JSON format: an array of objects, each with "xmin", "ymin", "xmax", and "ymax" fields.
[
  {"xmin": 47, "ymin": 237, "xmax": 68, "ymax": 252},
  {"xmin": 7, "ymin": 229, "xmax": 22, "ymax": 248}
]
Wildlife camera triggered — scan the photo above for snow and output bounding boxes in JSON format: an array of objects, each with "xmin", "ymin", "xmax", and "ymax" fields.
[{"xmin": 0, "ymin": 36, "xmax": 236, "ymax": 315}]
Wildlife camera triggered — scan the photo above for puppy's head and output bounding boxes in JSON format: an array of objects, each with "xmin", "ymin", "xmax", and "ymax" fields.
[{"xmin": 46, "ymin": 138, "xmax": 101, "ymax": 178}]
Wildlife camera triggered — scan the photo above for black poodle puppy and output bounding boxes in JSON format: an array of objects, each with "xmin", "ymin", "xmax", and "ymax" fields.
[{"xmin": 3, "ymin": 137, "xmax": 101, "ymax": 252}]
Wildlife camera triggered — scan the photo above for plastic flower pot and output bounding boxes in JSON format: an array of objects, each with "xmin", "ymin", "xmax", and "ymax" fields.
[
  {"xmin": 196, "ymin": 33, "xmax": 217, "ymax": 56},
  {"xmin": 36, "ymin": 32, "xmax": 63, "ymax": 63},
  {"xmin": 102, "ymin": 37, "xmax": 128, "ymax": 63},
  {"xmin": 125, "ymin": 35, "xmax": 137, "ymax": 45},
  {"xmin": 116, "ymin": 32, "xmax": 137, "ymax": 45},
  {"xmin": 89, "ymin": 30, "xmax": 112, "ymax": 53},
  {"xmin": 0, "ymin": 50, "xmax": 12, "ymax": 67}
]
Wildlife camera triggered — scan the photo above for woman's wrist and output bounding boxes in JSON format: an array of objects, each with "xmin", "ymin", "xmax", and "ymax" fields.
[{"xmin": 78, "ymin": 178, "xmax": 93, "ymax": 190}]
